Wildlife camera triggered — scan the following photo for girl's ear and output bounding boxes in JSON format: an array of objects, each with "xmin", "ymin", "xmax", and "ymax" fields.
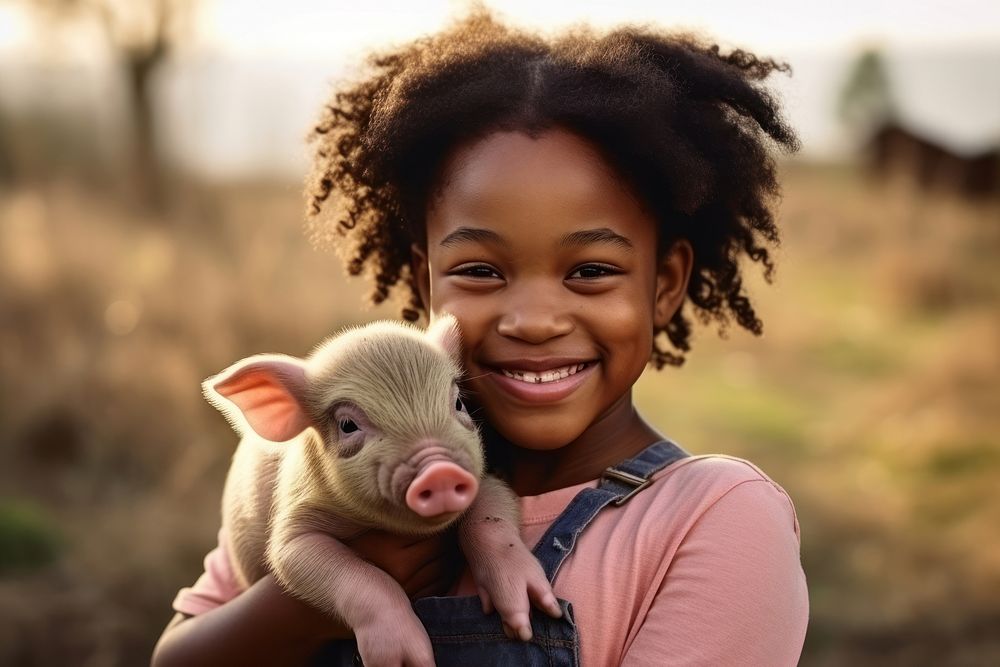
[
  {"xmin": 411, "ymin": 243, "xmax": 431, "ymax": 313},
  {"xmin": 203, "ymin": 355, "xmax": 310, "ymax": 442},
  {"xmin": 654, "ymin": 240, "xmax": 694, "ymax": 328}
]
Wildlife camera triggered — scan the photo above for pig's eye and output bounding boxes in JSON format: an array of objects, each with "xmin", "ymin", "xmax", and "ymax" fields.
[
  {"xmin": 451, "ymin": 385, "xmax": 474, "ymax": 430},
  {"xmin": 338, "ymin": 419, "xmax": 359, "ymax": 434}
]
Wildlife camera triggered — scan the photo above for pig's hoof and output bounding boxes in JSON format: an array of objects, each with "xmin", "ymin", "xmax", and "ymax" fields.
[
  {"xmin": 355, "ymin": 615, "xmax": 434, "ymax": 667},
  {"xmin": 502, "ymin": 612, "xmax": 532, "ymax": 641}
]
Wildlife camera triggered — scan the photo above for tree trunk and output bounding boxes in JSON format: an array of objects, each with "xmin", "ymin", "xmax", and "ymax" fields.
[{"xmin": 125, "ymin": 49, "xmax": 165, "ymax": 212}]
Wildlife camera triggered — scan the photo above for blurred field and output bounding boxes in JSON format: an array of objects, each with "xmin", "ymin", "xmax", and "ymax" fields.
[{"xmin": 0, "ymin": 163, "xmax": 998, "ymax": 666}]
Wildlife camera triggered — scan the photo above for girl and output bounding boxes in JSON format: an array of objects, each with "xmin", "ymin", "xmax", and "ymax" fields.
[{"xmin": 153, "ymin": 9, "xmax": 808, "ymax": 666}]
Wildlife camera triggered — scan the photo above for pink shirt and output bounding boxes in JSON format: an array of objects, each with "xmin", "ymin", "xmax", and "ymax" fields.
[{"xmin": 174, "ymin": 454, "xmax": 808, "ymax": 665}]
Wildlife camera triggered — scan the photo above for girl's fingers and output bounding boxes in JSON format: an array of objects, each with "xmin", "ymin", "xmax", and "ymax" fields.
[
  {"xmin": 346, "ymin": 528, "xmax": 460, "ymax": 598},
  {"xmin": 408, "ymin": 557, "xmax": 448, "ymax": 598}
]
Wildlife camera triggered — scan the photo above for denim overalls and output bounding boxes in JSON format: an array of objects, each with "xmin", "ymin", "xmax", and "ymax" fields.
[{"xmin": 313, "ymin": 439, "xmax": 690, "ymax": 666}]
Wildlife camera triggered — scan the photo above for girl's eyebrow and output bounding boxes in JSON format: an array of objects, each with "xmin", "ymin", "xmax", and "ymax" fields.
[
  {"xmin": 439, "ymin": 227, "xmax": 506, "ymax": 248},
  {"xmin": 560, "ymin": 228, "xmax": 634, "ymax": 250},
  {"xmin": 438, "ymin": 226, "xmax": 633, "ymax": 250}
]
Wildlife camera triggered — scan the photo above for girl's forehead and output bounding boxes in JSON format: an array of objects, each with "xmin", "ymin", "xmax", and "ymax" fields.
[
  {"xmin": 428, "ymin": 127, "xmax": 651, "ymax": 240},
  {"xmin": 439, "ymin": 129, "xmax": 623, "ymax": 196}
]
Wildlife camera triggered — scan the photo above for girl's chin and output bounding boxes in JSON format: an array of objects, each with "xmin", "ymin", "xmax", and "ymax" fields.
[{"xmin": 489, "ymin": 417, "xmax": 588, "ymax": 452}]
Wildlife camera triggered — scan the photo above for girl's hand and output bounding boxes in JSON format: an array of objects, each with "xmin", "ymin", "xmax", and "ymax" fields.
[
  {"xmin": 152, "ymin": 574, "xmax": 352, "ymax": 667},
  {"xmin": 152, "ymin": 530, "xmax": 460, "ymax": 667},
  {"xmin": 344, "ymin": 527, "xmax": 462, "ymax": 599}
]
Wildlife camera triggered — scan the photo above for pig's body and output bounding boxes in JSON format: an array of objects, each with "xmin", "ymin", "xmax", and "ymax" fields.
[
  {"xmin": 221, "ymin": 432, "xmax": 365, "ymax": 587},
  {"xmin": 204, "ymin": 317, "xmax": 557, "ymax": 667},
  {"xmin": 221, "ymin": 438, "xmax": 283, "ymax": 587}
]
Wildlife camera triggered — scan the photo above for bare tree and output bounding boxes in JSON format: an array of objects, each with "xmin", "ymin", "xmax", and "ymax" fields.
[{"xmin": 30, "ymin": 0, "xmax": 195, "ymax": 211}]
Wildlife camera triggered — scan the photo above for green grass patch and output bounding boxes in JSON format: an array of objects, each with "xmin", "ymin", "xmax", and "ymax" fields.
[
  {"xmin": 712, "ymin": 385, "xmax": 810, "ymax": 448},
  {"xmin": 0, "ymin": 500, "xmax": 63, "ymax": 576},
  {"xmin": 807, "ymin": 335, "xmax": 901, "ymax": 378},
  {"xmin": 635, "ymin": 364, "xmax": 814, "ymax": 454},
  {"xmin": 924, "ymin": 440, "xmax": 1000, "ymax": 478}
]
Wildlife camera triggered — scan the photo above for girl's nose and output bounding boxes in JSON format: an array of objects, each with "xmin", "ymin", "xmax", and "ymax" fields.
[{"xmin": 496, "ymin": 286, "xmax": 574, "ymax": 343}]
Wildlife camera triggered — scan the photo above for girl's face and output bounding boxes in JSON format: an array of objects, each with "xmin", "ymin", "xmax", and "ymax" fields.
[{"xmin": 415, "ymin": 128, "xmax": 691, "ymax": 453}]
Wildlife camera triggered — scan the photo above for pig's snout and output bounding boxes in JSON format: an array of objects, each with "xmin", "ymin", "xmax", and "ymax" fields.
[{"xmin": 405, "ymin": 462, "xmax": 478, "ymax": 517}]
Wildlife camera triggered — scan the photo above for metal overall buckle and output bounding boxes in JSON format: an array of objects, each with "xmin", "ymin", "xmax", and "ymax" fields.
[{"xmin": 602, "ymin": 468, "xmax": 652, "ymax": 506}]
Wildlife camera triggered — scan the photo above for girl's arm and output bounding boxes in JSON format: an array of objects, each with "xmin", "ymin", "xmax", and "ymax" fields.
[
  {"xmin": 621, "ymin": 479, "xmax": 809, "ymax": 666},
  {"xmin": 151, "ymin": 573, "xmax": 350, "ymax": 667},
  {"xmin": 152, "ymin": 528, "xmax": 458, "ymax": 667}
]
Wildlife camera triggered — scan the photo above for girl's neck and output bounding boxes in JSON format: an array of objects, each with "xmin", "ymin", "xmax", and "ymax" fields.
[{"xmin": 486, "ymin": 393, "xmax": 665, "ymax": 496}]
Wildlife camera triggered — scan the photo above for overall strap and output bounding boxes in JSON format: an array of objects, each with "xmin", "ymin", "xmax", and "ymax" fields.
[{"xmin": 531, "ymin": 440, "xmax": 690, "ymax": 583}]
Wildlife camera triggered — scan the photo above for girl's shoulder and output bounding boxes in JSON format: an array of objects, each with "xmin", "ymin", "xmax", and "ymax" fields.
[
  {"xmin": 519, "ymin": 451, "xmax": 802, "ymax": 556},
  {"xmin": 633, "ymin": 452, "xmax": 802, "ymax": 543},
  {"xmin": 654, "ymin": 451, "xmax": 788, "ymax": 490}
]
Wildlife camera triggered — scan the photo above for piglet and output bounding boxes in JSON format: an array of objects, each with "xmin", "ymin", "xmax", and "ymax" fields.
[{"xmin": 203, "ymin": 315, "xmax": 560, "ymax": 667}]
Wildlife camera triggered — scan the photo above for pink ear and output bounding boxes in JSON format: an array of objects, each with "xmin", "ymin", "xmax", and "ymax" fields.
[
  {"xmin": 205, "ymin": 355, "xmax": 310, "ymax": 442},
  {"xmin": 426, "ymin": 313, "xmax": 462, "ymax": 362}
]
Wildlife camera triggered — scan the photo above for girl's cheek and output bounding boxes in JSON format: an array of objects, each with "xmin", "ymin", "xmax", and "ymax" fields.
[
  {"xmin": 431, "ymin": 285, "xmax": 491, "ymax": 329},
  {"xmin": 590, "ymin": 293, "xmax": 656, "ymax": 367}
]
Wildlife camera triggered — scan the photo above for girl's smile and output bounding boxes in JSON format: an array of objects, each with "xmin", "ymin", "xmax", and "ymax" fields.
[
  {"xmin": 414, "ymin": 127, "xmax": 693, "ymax": 493},
  {"xmin": 487, "ymin": 359, "xmax": 597, "ymax": 403}
]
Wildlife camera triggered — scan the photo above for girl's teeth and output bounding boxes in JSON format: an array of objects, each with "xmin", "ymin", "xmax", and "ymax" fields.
[{"xmin": 500, "ymin": 363, "xmax": 587, "ymax": 384}]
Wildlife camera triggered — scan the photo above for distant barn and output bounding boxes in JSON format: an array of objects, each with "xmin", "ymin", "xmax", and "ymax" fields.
[{"xmin": 867, "ymin": 122, "xmax": 1000, "ymax": 198}]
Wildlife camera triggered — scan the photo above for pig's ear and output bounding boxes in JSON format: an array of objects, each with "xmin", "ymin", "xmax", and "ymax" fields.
[
  {"xmin": 203, "ymin": 355, "xmax": 310, "ymax": 442},
  {"xmin": 426, "ymin": 313, "xmax": 462, "ymax": 362}
]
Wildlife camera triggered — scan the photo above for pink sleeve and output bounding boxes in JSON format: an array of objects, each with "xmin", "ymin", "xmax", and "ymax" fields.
[
  {"xmin": 622, "ymin": 479, "xmax": 809, "ymax": 666},
  {"xmin": 172, "ymin": 528, "xmax": 247, "ymax": 616}
]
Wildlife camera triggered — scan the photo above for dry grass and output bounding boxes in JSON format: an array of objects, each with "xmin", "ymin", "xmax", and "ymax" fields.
[
  {"xmin": 0, "ymin": 165, "xmax": 997, "ymax": 665},
  {"xmin": 635, "ymin": 163, "xmax": 1000, "ymax": 664}
]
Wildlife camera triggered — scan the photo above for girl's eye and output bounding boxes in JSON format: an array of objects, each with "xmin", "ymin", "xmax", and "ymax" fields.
[
  {"xmin": 338, "ymin": 419, "xmax": 359, "ymax": 434},
  {"xmin": 452, "ymin": 263, "xmax": 502, "ymax": 279},
  {"xmin": 568, "ymin": 263, "xmax": 620, "ymax": 279}
]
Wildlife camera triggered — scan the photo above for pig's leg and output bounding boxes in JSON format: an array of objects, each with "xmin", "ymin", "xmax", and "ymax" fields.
[
  {"xmin": 458, "ymin": 476, "xmax": 563, "ymax": 641},
  {"xmin": 269, "ymin": 531, "xmax": 434, "ymax": 667}
]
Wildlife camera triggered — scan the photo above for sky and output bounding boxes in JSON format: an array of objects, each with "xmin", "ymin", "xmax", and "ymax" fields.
[
  {"xmin": 195, "ymin": 0, "xmax": 1000, "ymax": 54},
  {"xmin": 3, "ymin": 0, "xmax": 999, "ymax": 59},
  {"xmin": 1, "ymin": 0, "xmax": 998, "ymax": 176},
  {"xmin": 196, "ymin": 0, "xmax": 1000, "ymax": 56}
]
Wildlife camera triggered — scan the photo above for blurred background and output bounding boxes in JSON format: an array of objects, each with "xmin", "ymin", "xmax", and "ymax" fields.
[{"xmin": 0, "ymin": 1, "xmax": 997, "ymax": 665}]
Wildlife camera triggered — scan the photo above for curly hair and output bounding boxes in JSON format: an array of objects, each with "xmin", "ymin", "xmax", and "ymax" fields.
[{"xmin": 305, "ymin": 8, "xmax": 799, "ymax": 368}]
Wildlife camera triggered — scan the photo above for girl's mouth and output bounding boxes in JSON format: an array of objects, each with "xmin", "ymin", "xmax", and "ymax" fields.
[
  {"xmin": 485, "ymin": 361, "xmax": 597, "ymax": 403},
  {"xmin": 499, "ymin": 363, "xmax": 587, "ymax": 384}
]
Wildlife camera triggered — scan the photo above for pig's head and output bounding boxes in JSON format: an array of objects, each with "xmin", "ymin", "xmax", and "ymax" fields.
[{"xmin": 203, "ymin": 315, "xmax": 484, "ymax": 535}]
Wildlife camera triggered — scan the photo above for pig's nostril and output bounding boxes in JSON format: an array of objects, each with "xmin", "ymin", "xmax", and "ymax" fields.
[{"xmin": 405, "ymin": 461, "xmax": 478, "ymax": 517}]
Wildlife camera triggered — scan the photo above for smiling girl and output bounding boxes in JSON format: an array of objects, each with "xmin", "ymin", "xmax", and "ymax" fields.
[{"xmin": 154, "ymin": 9, "xmax": 808, "ymax": 666}]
